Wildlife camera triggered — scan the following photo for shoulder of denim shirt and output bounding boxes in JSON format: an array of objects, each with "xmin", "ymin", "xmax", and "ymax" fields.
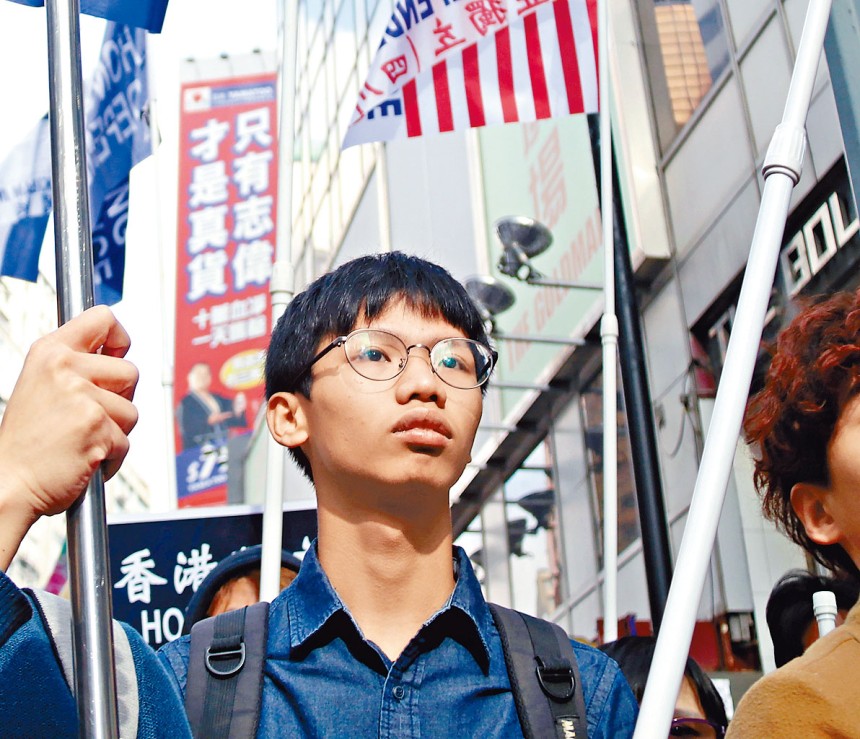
[
  {"xmin": 570, "ymin": 640, "xmax": 639, "ymax": 739},
  {"xmin": 157, "ymin": 631, "xmax": 191, "ymax": 698}
]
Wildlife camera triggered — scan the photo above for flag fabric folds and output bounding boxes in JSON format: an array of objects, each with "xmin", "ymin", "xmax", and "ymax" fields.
[
  {"xmin": 7, "ymin": 0, "xmax": 169, "ymax": 33},
  {"xmin": 0, "ymin": 116, "xmax": 51, "ymax": 282},
  {"xmin": 343, "ymin": 0, "xmax": 598, "ymax": 148},
  {"xmin": 0, "ymin": 21, "xmax": 151, "ymax": 303},
  {"xmin": 85, "ymin": 21, "xmax": 151, "ymax": 305}
]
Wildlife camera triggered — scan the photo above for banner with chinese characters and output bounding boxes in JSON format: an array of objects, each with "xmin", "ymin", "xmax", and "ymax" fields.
[
  {"xmin": 108, "ymin": 504, "xmax": 317, "ymax": 650},
  {"xmin": 173, "ymin": 69, "xmax": 278, "ymax": 507}
]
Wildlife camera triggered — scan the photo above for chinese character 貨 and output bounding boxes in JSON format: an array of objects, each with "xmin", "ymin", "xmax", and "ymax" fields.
[
  {"xmin": 187, "ymin": 250, "xmax": 229, "ymax": 301},
  {"xmin": 113, "ymin": 548, "xmax": 168, "ymax": 605}
]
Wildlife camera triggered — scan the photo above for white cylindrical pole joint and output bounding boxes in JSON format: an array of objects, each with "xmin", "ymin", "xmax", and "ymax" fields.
[{"xmin": 813, "ymin": 590, "xmax": 838, "ymax": 638}]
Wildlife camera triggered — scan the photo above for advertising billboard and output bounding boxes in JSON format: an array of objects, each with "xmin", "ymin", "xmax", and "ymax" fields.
[{"xmin": 173, "ymin": 69, "xmax": 278, "ymax": 507}]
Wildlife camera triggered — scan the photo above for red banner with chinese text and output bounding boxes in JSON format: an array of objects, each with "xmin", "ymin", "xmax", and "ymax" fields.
[{"xmin": 173, "ymin": 71, "xmax": 278, "ymax": 507}]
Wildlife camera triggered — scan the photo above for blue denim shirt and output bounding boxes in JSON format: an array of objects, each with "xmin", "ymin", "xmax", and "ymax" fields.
[{"xmin": 159, "ymin": 544, "xmax": 637, "ymax": 738}]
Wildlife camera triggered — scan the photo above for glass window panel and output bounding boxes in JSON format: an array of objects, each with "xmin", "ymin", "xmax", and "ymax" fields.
[
  {"xmin": 353, "ymin": 0, "xmax": 368, "ymax": 40},
  {"xmin": 645, "ymin": 0, "xmax": 731, "ymax": 141},
  {"xmin": 335, "ymin": 0, "xmax": 359, "ymax": 99}
]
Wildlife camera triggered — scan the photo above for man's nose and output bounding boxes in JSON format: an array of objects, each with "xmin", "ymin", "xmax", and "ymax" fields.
[{"xmin": 397, "ymin": 347, "xmax": 446, "ymax": 400}]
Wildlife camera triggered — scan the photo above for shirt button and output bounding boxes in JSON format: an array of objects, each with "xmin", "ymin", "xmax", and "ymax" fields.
[{"xmin": 393, "ymin": 686, "xmax": 406, "ymax": 700}]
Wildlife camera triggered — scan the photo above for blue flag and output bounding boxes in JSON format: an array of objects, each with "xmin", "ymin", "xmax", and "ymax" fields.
[
  {"xmin": 7, "ymin": 0, "xmax": 170, "ymax": 33},
  {"xmin": 85, "ymin": 21, "xmax": 151, "ymax": 305},
  {"xmin": 0, "ymin": 22, "xmax": 151, "ymax": 304},
  {"xmin": 0, "ymin": 116, "xmax": 52, "ymax": 283}
]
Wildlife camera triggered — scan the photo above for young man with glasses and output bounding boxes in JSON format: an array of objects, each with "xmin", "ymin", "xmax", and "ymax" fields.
[{"xmin": 0, "ymin": 252, "xmax": 636, "ymax": 736}]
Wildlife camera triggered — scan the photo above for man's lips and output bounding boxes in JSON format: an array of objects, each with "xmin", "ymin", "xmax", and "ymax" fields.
[{"xmin": 392, "ymin": 411, "xmax": 453, "ymax": 446}]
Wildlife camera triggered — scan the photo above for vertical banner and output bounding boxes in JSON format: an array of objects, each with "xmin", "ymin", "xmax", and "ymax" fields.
[{"xmin": 174, "ymin": 69, "xmax": 278, "ymax": 507}]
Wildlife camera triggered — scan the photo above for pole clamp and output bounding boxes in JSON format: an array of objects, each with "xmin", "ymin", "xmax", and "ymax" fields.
[{"xmin": 762, "ymin": 122, "xmax": 806, "ymax": 184}]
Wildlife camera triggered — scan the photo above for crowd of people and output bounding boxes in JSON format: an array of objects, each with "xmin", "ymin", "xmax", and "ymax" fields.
[{"xmin": 0, "ymin": 251, "xmax": 857, "ymax": 736}]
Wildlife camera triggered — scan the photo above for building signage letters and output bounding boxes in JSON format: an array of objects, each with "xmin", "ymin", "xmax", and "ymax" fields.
[{"xmin": 780, "ymin": 191, "xmax": 859, "ymax": 296}]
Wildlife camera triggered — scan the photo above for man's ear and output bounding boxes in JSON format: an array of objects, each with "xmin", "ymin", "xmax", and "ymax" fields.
[
  {"xmin": 790, "ymin": 482, "xmax": 843, "ymax": 546},
  {"xmin": 266, "ymin": 392, "xmax": 309, "ymax": 449}
]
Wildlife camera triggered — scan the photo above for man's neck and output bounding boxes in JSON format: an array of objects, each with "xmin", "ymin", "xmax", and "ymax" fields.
[{"xmin": 316, "ymin": 502, "xmax": 456, "ymax": 661}]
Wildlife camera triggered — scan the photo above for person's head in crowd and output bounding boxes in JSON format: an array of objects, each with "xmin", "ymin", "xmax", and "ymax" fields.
[
  {"xmin": 182, "ymin": 545, "xmax": 301, "ymax": 633},
  {"xmin": 600, "ymin": 636, "xmax": 728, "ymax": 738},
  {"xmin": 744, "ymin": 289, "xmax": 860, "ymax": 580},
  {"xmin": 766, "ymin": 568, "xmax": 860, "ymax": 667},
  {"xmin": 264, "ymin": 251, "xmax": 494, "ymax": 483}
]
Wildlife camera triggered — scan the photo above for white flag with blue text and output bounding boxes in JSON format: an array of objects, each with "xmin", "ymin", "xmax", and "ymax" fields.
[{"xmin": 0, "ymin": 115, "xmax": 51, "ymax": 283}]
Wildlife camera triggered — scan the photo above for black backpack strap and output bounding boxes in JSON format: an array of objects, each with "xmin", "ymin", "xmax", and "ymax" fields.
[
  {"xmin": 186, "ymin": 601, "xmax": 269, "ymax": 739},
  {"xmin": 489, "ymin": 603, "xmax": 588, "ymax": 739}
]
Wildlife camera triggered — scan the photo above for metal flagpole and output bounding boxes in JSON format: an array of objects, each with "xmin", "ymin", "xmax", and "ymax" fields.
[
  {"xmin": 598, "ymin": 0, "xmax": 619, "ymax": 644},
  {"xmin": 261, "ymin": 0, "xmax": 298, "ymax": 602},
  {"xmin": 634, "ymin": 2, "xmax": 832, "ymax": 735},
  {"xmin": 45, "ymin": 0, "xmax": 120, "ymax": 735}
]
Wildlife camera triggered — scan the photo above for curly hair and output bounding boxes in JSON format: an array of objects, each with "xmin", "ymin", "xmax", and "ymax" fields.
[{"xmin": 744, "ymin": 289, "xmax": 860, "ymax": 577}]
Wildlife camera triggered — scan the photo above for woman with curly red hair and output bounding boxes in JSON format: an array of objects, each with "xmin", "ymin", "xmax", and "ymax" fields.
[
  {"xmin": 744, "ymin": 289, "xmax": 860, "ymax": 579},
  {"xmin": 727, "ymin": 288, "xmax": 860, "ymax": 737}
]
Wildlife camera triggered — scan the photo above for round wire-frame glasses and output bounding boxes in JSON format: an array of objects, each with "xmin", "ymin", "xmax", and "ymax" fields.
[{"xmin": 289, "ymin": 328, "xmax": 497, "ymax": 390}]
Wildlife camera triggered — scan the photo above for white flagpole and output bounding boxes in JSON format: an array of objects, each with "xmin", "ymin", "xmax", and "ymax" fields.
[
  {"xmin": 634, "ymin": 2, "xmax": 831, "ymax": 736},
  {"xmin": 45, "ymin": 0, "xmax": 119, "ymax": 735},
  {"xmin": 261, "ymin": 0, "xmax": 298, "ymax": 602},
  {"xmin": 598, "ymin": 0, "xmax": 619, "ymax": 644},
  {"xmin": 143, "ymin": 37, "xmax": 179, "ymax": 510}
]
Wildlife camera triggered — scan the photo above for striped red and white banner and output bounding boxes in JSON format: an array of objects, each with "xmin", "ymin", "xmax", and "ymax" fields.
[{"xmin": 343, "ymin": 0, "xmax": 597, "ymax": 148}]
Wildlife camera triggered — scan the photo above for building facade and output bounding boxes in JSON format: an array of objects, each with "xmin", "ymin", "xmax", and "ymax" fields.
[{"xmin": 239, "ymin": 0, "xmax": 856, "ymax": 705}]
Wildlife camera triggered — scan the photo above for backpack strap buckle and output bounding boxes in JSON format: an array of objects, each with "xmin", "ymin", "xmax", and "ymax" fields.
[
  {"xmin": 535, "ymin": 657, "xmax": 576, "ymax": 702},
  {"xmin": 205, "ymin": 640, "xmax": 246, "ymax": 677}
]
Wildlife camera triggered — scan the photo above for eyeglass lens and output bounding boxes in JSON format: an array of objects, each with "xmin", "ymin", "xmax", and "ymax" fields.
[
  {"xmin": 344, "ymin": 330, "xmax": 492, "ymax": 388},
  {"xmin": 669, "ymin": 717, "xmax": 721, "ymax": 739}
]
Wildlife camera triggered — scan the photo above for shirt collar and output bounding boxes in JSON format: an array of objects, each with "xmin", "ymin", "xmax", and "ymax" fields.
[{"xmin": 273, "ymin": 541, "xmax": 493, "ymax": 666}]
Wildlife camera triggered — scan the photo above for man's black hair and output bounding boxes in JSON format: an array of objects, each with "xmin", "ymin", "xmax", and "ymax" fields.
[
  {"xmin": 766, "ymin": 569, "xmax": 860, "ymax": 667},
  {"xmin": 265, "ymin": 251, "xmax": 493, "ymax": 481}
]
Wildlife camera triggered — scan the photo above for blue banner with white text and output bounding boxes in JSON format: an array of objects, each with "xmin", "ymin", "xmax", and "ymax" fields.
[{"xmin": 86, "ymin": 21, "xmax": 151, "ymax": 305}]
